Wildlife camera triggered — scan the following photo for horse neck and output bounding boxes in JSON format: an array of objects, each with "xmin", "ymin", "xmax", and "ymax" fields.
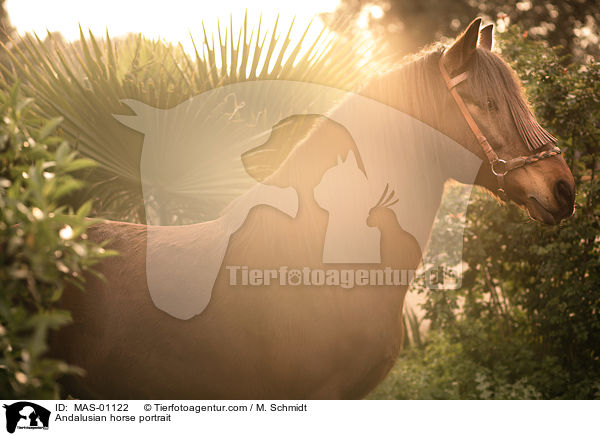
[{"xmin": 358, "ymin": 56, "xmax": 451, "ymax": 253}]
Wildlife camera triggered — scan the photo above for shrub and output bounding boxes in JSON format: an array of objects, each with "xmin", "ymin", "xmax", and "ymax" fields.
[{"xmin": 0, "ymin": 84, "xmax": 114, "ymax": 399}]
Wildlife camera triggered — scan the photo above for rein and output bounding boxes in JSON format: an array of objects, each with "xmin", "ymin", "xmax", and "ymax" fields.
[{"xmin": 438, "ymin": 54, "xmax": 561, "ymax": 200}]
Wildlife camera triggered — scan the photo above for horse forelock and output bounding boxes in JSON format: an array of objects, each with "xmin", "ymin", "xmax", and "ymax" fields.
[
  {"xmin": 467, "ymin": 49, "xmax": 556, "ymax": 151},
  {"xmin": 361, "ymin": 45, "xmax": 556, "ymax": 153}
]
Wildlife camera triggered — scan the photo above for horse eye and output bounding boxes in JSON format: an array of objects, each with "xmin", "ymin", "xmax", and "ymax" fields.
[{"xmin": 487, "ymin": 98, "xmax": 498, "ymax": 112}]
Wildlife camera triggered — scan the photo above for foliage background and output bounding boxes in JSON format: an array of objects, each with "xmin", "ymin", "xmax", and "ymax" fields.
[{"xmin": 323, "ymin": 0, "xmax": 600, "ymax": 61}]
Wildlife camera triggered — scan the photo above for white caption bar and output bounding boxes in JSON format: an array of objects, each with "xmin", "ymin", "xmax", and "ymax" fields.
[{"xmin": 1, "ymin": 400, "xmax": 597, "ymax": 436}]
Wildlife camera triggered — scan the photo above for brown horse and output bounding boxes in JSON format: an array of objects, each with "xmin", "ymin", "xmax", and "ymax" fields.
[{"xmin": 52, "ymin": 19, "xmax": 575, "ymax": 399}]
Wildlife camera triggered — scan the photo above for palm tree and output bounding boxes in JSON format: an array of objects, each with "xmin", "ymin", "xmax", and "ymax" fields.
[
  {"xmin": 0, "ymin": 0, "xmax": 13, "ymax": 43},
  {"xmin": 0, "ymin": 15, "xmax": 383, "ymax": 223}
]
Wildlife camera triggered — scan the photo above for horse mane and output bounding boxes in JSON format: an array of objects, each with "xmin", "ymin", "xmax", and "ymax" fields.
[
  {"xmin": 360, "ymin": 43, "xmax": 556, "ymax": 152},
  {"xmin": 359, "ymin": 45, "xmax": 447, "ymax": 129}
]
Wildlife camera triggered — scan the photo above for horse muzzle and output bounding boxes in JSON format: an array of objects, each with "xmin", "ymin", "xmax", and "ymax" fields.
[{"xmin": 525, "ymin": 178, "xmax": 575, "ymax": 225}]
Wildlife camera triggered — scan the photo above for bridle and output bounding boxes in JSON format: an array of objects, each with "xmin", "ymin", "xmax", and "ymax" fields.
[{"xmin": 438, "ymin": 53, "xmax": 562, "ymax": 201}]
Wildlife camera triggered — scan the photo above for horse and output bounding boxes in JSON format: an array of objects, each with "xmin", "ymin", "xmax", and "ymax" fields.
[{"xmin": 51, "ymin": 18, "xmax": 575, "ymax": 399}]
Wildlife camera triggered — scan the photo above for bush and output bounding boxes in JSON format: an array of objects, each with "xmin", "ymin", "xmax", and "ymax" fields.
[{"xmin": 0, "ymin": 84, "xmax": 114, "ymax": 399}]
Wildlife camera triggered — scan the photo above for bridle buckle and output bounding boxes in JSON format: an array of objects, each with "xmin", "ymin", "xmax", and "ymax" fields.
[{"xmin": 491, "ymin": 159, "xmax": 508, "ymax": 177}]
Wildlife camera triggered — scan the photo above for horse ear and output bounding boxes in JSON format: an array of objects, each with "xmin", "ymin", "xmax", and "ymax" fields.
[
  {"xmin": 479, "ymin": 24, "xmax": 494, "ymax": 50},
  {"xmin": 443, "ymin": 18, "xmax": 482, "ymax": 73}
]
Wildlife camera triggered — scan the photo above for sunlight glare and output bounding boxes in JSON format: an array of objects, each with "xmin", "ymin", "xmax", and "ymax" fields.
[
  {"xmin": 369, "ymin": 5, "xmax": 384, "ymax": 20},
  {"xmin": 6, "ymin": 0, "xmax": 341, "ymax": 55}
]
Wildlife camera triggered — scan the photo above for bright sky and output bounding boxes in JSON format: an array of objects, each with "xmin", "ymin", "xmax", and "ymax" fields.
[{"xmin": 6, "ymin": 0, "xmax": 341, "ymax": 53}]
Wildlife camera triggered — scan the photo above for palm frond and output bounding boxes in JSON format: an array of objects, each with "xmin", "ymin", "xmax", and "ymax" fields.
[{"xmin": 0, "ymin": 17, "xmax": 384, "ymax": 222}]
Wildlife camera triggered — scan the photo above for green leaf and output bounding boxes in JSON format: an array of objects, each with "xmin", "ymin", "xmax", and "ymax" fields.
[
  {"xmin": 55, "ymin": 142, "xmax": 71, "ymax": 164},
  {"xmin": 76, "ymin": 200, "xmax": 93, "ymax": 219},
  {"xmin": 38, "ymin": 117, "xmax": 64, "ymax": 141},
  {"xmin": 61, "ymin": 158, "xmax": 97, "ymax": 173}
]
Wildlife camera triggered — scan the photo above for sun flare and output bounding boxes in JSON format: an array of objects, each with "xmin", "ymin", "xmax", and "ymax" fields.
[{"xmin": 7, "ymin": 0, "xmax": 341, "ymax": 54}]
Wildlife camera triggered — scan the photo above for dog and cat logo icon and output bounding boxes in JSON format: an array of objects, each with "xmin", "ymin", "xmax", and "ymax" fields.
[{"xmin": 2, "ymin": 402, "xmax": 50, "ymax": 433}]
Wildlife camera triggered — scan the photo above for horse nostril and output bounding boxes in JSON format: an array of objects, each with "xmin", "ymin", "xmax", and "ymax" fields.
[{"xmin": 554, "ymin": 179, "xmax": 575, "ymax": 216}]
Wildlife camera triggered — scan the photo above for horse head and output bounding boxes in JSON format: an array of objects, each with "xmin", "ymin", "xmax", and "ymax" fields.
[{"xmin": 439, "ymin": 18, "xmax": 575, "ymax": 224}]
